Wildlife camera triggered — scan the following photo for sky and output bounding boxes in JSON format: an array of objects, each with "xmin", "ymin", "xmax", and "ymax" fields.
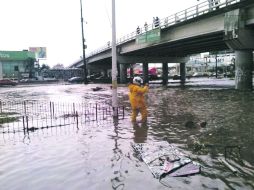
[{"xmin": 0, "ymin": 0, "xmax": 199, "ymax": 67}]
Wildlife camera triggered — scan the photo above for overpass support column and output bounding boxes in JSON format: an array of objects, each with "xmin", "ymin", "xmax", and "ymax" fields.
[
  {"xmin": 235, "ymin": 50, "xmax": 253, "ymax": 90},
  {"xmin": 143, "ymin": 63, "xmax": 149, "ymax": 84},
  {"xmin": 176, "ymin": 64, "xmax": 180, "ymax": 75},
  {"xmin": 119, "ymin": 63, "xmax": 127, "ymax": 84},
  {"xmin": 224, "ymin": 9, "xmax": 254, "ymax": 90},
  {"xmin": 162, "ymin": 62, "xmax": 168, "ymax": 86},
  {"xmin": 180, "ymin": 62, "xmax": 186, "ymax": 84},
  {"xmin": 130, "ymin": 64, "xmax": 134, "ymax": 78},
  {"xmin": 103, "ymin": 69, "xmax": 108, "ymax": 77}
]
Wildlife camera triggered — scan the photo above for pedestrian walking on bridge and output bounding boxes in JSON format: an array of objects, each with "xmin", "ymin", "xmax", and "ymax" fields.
[
  {"xmin": 153, "ymin": 17, "xmax": 160, "ymax": 28},
  {"xmin": 136, "ymin": 26, "xmax": 141, "ymax": 35},
  {"xmin": 144, "ymin": 22, "xmax": 148, "ymax": 31}
]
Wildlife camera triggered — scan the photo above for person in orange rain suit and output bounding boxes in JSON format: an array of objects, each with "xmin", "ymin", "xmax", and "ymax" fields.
[{"xmin": 128, "ymin": 76, "xmax": 149, "ymax": 122}]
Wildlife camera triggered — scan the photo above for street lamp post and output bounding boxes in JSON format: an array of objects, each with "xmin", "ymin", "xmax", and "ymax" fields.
[{"xmin": 80, "ymin": 0, "xmax": 88, "ymax": 84}]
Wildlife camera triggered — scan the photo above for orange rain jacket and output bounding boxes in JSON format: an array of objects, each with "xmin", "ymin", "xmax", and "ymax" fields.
[{"xmin": 128, "ymin": 83, "xmax": 149, "ymax": 109}]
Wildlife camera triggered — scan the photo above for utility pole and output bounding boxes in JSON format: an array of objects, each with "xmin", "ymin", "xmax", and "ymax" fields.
[
  {"xmin": 80, "ymin": 0, "xmax": 88, "ymax": 84},
  {"xmin": 112, "ymin": 0, "xmax": 118, "ymax": 117}
]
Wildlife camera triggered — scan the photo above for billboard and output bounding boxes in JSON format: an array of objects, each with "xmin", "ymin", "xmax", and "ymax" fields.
[{"xmin": 29, "ymin": 47, "xmax": 47, "ymax": 59}]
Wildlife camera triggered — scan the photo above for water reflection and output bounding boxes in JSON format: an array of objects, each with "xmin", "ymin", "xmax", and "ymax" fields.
[
  {"xmin": 22, "ymin": 134, "xmax": 31, "ymax": 145},
  {"xmin": 133, "ymin": 122, "xmax": 148, "ymax": 143},
  {"xmin": 110, "ymin": 118, "xmax": 125, "ymax": 190}
]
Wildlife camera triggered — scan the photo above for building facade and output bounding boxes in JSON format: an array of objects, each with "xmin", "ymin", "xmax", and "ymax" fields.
[{"xmin": 0, "ymin": 50, "xmax": 36, "ymax": 80}]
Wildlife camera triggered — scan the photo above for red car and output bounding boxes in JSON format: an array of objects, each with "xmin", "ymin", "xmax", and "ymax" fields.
[{"xmin": 0, "ymin": 79, "xmax": 17, "ymax": 86}]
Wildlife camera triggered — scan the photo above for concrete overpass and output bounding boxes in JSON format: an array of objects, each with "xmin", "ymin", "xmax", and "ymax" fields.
[{"xmin": 70, "ymin": 0, "xmax": 254, "ymax": 90}]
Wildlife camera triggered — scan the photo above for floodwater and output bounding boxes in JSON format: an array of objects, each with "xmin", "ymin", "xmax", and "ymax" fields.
[{"xmin": 0, "ymin": 79, "xmax": 254, "ymax": 190}]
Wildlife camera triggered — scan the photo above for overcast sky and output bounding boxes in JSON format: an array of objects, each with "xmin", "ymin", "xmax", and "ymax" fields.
[{"xmin": 0, "ymin": 0, "xmax": 198, "ymax": 67}]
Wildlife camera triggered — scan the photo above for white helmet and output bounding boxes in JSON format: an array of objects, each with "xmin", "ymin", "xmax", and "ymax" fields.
[{"xmin": 133, "ymin": 76, "xmax": 143, "ymax": 85}]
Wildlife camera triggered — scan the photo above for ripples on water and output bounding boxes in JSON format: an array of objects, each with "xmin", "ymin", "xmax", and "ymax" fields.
[{"xmin": 0, "ymin": 83, "xmax": 254, "ymax": 190}]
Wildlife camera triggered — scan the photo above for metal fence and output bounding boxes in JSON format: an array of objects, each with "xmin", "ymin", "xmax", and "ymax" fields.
[
  {"xmin": 87, "ymin": 0, "xmax": 241, "ymax": 57},
  {"xmin": 0, "ymin": 100, "xmax": 125, "ymax": 134}
]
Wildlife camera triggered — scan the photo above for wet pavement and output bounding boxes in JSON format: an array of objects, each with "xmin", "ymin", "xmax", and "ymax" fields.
[{"xmin": 0, "ymin": 79, "xmax": 254, "ymax": 190}]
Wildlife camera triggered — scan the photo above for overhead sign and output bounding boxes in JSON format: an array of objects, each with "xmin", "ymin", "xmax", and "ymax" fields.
[
  {"xmin": 147, "ymin": 28, "xmax": 161, "ymax": 42},
  {"xmin": 136, "ymin": 34, "xmax": 146, "ymax": 44},
  {"xmin": 136, "ymin": 28, "xmax": 161, "ymax": 44},
  {"xmin": 29, "ymin": 47, "xmax": 47, "ymax": 59}
]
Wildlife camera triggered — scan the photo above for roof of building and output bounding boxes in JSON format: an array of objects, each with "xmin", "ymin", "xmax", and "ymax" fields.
[{"xmin": 0, "ymin": 51, "xmax": 35, "ymax": 61}]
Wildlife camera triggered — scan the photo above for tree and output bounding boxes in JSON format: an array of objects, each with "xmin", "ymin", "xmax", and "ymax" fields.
[
  {"xmin": 25, "ymin": 58, "xmax": 36, "ymax": 78},
  {"xmin": 52, "ymin": 64, "xmax": 65, "ymax": 69},
  {"xmin": 39, "ymin": 63, "xmax": 50, "ymax": 72}
]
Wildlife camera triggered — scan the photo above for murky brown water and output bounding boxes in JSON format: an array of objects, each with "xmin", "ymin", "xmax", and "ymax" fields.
[{"xmin": 0, "ymin": 81, "xmax": 254, "ymax": 190}]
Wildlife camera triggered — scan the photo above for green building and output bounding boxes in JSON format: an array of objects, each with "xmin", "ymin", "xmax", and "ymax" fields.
[{"xmin": 0, "ymin": 50, "xmax": 36, "ymax": 80}]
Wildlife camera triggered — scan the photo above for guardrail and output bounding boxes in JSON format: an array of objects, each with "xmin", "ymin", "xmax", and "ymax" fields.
[
  {"xmin": 87, "ymin": 0, "xmax": 240, "ymax": 57},
  {"xmin": 0, "ymin": 100, "xmax": 125, "ymax": 134}
]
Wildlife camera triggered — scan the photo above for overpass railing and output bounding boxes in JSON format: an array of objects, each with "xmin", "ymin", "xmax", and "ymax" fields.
[{"xmin": 87, "ymin": 0, "xmax": 240, "ymax": 58}]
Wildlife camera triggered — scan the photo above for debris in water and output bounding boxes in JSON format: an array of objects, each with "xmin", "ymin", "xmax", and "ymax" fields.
[
  {"xmin": 92, "ymin": 87, "xmax": 103, "ymax": 91},
  {"xmin": 131, "ymin": 141, "xmax": 201, "ymax": 179}
]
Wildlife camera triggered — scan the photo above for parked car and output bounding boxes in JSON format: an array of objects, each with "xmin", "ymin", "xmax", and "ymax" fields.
[
  {"xmin": 172, "ymin": 75, "xmax": 181, "ymax": 80},
  {"xmin": 87, "ymin": 73, "xmax": 102, "ymax": 80},
  {"xmin": 0, "ymin": 79, "xmax": 17, "ymax": 86},
  {"xmin": 68, "ymin": 77, "xmax": 84, "ymax": 83}
]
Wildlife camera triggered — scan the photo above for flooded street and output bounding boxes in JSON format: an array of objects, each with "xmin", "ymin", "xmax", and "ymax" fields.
[{"xmin": 0, "ymin": 79, "xmax": 254, "ymax": 190}]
